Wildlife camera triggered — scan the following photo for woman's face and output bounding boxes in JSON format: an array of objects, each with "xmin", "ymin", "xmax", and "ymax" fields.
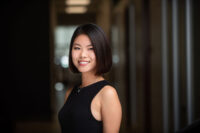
[{"xmin": 72, "ymin": 34, "xmax": 96, "ymax": 74}]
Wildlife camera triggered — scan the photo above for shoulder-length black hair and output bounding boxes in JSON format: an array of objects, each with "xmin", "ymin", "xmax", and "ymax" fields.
[{"xmin": 69, "ymin": 23, "xmax": 112, "ymax": 76}]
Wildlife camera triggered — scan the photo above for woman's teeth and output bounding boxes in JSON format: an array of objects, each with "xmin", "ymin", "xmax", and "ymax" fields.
[{"xmin": 79, "ymin": 61, "xmax": 89, "ymax": 65}]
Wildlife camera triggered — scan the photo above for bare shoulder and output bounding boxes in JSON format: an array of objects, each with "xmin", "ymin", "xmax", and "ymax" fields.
[
  {"xmin": 100, "ymin": 85, "xmax": 120, "ymax": 102},
  {"xmin": 101, "ymin": 85, "xmax": 117, "ymax": 94},
  {"xmin": 65, "ymin": 87, "xmax": 73, "ymax": 102}
]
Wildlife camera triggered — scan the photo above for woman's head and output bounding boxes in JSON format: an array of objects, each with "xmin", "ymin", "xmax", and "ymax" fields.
[{"xmin": 69, "ymin": 23, "xmax": 112, "ymax": 76}]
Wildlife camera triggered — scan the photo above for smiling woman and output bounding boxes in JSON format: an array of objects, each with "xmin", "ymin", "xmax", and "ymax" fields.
[
  {"xmin": 71, "ymin": 34, "xmax": 97, "ymax": 74},
  {"xmin": 69, "ymin": 23, "xmax": 112, "ymax": 76},
  {"xmin": 58, "ymin": 23, "xmax": 122, "ymax": 133}
]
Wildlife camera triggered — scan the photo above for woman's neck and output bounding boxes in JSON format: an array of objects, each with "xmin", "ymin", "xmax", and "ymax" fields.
[{"xmin": 81, "ymin": 72, "xmax": 104, "ymax": 88}]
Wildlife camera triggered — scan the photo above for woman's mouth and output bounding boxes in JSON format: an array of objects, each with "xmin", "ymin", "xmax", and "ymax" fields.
[{"xmin": 78, "ymin": 61, "xmax": 90, "ymax": 66}]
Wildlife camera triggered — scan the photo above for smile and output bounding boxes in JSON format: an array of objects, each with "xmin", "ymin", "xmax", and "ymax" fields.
[{"xmin": 78, "ymin": 61, "xmax": 90, "ymax": 65}]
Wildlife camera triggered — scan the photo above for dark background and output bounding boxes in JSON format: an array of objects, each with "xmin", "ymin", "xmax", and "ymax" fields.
[{"xmin": 1, "ymin": 0, "xmax": 51, "ymax": 132}]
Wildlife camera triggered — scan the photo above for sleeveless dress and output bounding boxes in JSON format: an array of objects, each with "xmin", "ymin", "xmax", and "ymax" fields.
[{"xmin": 58, "ymin": 80, "xmax": 111, "ymax": 133}]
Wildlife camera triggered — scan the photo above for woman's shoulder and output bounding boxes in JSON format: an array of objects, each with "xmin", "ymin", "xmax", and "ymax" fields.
[{"xmin": 100, "ymin": 85, "xmax": 119, "ymax": 101}]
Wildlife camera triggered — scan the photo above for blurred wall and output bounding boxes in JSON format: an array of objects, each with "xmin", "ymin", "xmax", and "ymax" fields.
[
  {"xmin": 96, "ymin": 0, "xmax": 200, "ymax": 133},
  {"xmin": 1, "ymin": 0, "xmax": 51, "ymax": 132}
]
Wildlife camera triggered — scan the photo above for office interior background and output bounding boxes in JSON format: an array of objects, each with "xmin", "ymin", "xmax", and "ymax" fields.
[{"xmin": 1, "ymin": 0, "xmax": 200, "ymax": 133}]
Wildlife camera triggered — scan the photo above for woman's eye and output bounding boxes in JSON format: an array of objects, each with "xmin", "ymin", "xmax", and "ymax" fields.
[
  {"xmin": 73, "ymin": 47, "xmax": 80, "ymax": 50},
  {"xmin": 88, "ymin": 47, "xmax": 94, "ymax": 50}
]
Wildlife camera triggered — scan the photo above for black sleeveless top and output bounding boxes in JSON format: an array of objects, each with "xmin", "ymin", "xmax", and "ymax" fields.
[{"xmin": 58, "ymin": 80, "xmax": 111, "ymax": 133}]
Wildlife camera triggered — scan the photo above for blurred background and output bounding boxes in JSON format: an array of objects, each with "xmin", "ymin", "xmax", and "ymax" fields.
[{"xmin": 1, "ymin": 0, "xmax": 200, "ymax": 133}]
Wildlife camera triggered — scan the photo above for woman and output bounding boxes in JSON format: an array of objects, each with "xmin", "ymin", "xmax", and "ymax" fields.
[{"xmin": 58, "ymin": 23, "xmax": 122, "ymax": 133}]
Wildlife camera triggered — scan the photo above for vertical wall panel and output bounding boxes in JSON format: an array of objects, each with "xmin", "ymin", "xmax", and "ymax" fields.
[
  {"xmin": 185, "ymin": 0, "xmax": 194, "ymax": 125},
  {"xmin": 161, "ymin": 0, "xmax": 169, "ymax": 132},
  {"xmin": 172, "ymin": 0, "xmax": 180, "ymax": 131},
  {"xmin": 127, "ymin": 4, "xmax": 137, "ymax": 126}
]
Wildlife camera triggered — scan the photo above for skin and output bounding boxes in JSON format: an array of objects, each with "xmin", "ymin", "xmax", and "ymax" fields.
[{"xmin": 65, "ymin": 34, "xmax": 122, "ymax": 133}]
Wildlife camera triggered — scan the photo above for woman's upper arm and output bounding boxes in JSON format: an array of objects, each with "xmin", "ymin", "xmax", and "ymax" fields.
[
  {"xmin": 101, "ymin": 86, "xmax": 122, "ymax": 133},
  {"xmin": 65, "ymin": 88, "xmax": 73, "ymax": 102}
]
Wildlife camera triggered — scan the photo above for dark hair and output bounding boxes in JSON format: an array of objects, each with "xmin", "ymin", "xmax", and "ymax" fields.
[{"xmin": 69, "ymin": 23, "xmax": 112, "ymax": 76}]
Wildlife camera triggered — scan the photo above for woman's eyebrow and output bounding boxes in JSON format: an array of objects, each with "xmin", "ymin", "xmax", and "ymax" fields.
[
  {"xmin": 87, "ymin": 44, "xmax": 93, "ymax": 47},
  {"xmin": 73, "ymin": 43, "xmax": 81, "ymax": 46},
  {"xmin": 73, "ymin": 43, "xmax": 92, "ymax": 47}
]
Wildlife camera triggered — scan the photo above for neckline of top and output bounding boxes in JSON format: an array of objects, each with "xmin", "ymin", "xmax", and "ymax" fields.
[{"xmin": 76, "ymin": 80, "xmax": 106, "ymax": 93}]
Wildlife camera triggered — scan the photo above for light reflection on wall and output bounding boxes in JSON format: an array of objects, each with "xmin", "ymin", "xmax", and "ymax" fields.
[
  {"xmin": 61, "ymin": 55, "xmax": 69, "ymax": 68},
  {"xmin": 54, "ymin": 25, "xmax": 77, "ymax": 68},
  {"xmin": 55, "ymin": 82, "xmax": 64, "ymax": 91},
  {"xmin": 111, "ymin": 26, "xmax": 120, "ymax": 65}
]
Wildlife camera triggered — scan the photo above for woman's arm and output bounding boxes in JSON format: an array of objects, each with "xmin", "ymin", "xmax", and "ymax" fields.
[{"xmin": 101, "ymin": 86, "xmax": 122, "ymax": 133}]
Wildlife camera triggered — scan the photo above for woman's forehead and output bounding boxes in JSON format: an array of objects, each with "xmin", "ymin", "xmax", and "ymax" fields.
[{"xmin": 73, "ymin": 34, "xmax": 92, "ymax": 46}]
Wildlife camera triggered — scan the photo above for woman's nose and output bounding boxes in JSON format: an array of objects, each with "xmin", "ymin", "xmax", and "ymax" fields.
[{"xmin": 80, "ymin": 49, "xmax": 87, "ymax": 58}]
